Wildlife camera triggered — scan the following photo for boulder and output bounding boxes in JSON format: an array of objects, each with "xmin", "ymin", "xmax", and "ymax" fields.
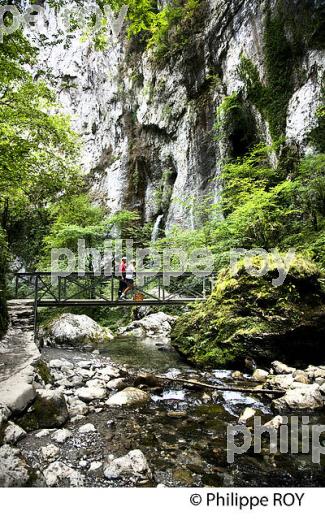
[
  {"xmin": 106, "ymin": 387, "xmax": 150, "ymax": 406},
  {"xmin": 18, "ymin": 389, "xmax": 69, "ymax": 431},
  {"xmin": 272, "ymin": 384, "xmax": 324, "ymax": 411},
  {"xmin": 133, "ymin": 373, "xmax": 162, "ymax": 388},
  {"xmin": 76, "ymin": 385, "xmax": 106, "ymax": 402},
  {"xmin": 231, "ymin": 371, "xmax": 244, "ymax": 380},
  {"xmin": 265, "ymin": 374, "xmax": 294, "ymax": 391},
  {"xmin": 0, "ymin": 445, "xmax": 31, "ymax": 487},
  {"xmin": 106, "ymin": 378, "xmax": 126, "ymax": 391},
  {"xmin": 3, "ymin": 422, "xmax": 26, "ymax": 445},
  {"xmin": 0, "ymin": 403, "xmax": 11, "ymax": 428},
  {"xmin": 252, "ymin": 369, "xmax": 269, "ymax": 382},
  {"xmin": 45, "ymin": 314, "xmax": 113, "ymax": 349},
  {"xmin": 293, "ymin": 371, "xmax": 309, "ymax": 384},
  {"xmin": 118, "ymin": 312, "xmax": 176, "ymax": 338},
  {"xmin": 271, "ymin": 361, "xmax": 295, "ymax": 375},
  {"xmin": 43, "ymin": 461, "xmax": 84, "ymax": 487},
  {"xmin": 103, "ymin": 449, "xmax": 151, "ymax": 480}
]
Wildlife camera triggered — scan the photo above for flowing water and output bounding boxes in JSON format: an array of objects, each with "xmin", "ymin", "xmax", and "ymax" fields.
[{"xmin": 19, "ymin": 336, "xmax": 325, "ymax": 487}]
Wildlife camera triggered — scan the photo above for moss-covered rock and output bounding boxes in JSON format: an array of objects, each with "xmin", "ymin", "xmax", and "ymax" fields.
[
  {"xmin": 17, "ymin": 389, "xmax": 69, "ymax": 432},
  {"xmin": 171, "ymin": 255, "xmax": 325, "ymax": 368}
]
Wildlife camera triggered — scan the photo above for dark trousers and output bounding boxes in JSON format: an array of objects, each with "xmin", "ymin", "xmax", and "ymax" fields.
[{"xmin": 118, "ymin": 276, "xmax": 127, "ymax": 297}]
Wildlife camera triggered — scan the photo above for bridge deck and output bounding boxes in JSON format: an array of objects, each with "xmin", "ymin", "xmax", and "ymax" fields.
[{"xmin": 36, "ymin": 298, "xmax": 204, "ymax": 307}]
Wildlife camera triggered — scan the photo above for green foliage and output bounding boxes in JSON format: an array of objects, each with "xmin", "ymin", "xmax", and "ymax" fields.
[{"xmin": 0, "ymin": 31, "xmax": 82, "ymax": 268}]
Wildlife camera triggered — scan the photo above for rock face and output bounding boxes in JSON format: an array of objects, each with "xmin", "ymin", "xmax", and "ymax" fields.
[
  {"xmin": 103, "ymin": 449, "xmax": 151, "ymax": 480},
  {"xmin": 28, "ymin": 0, "xmax": 325, "ymax": 229},
  {"xmin": 44, "ymin": 314, "xmax": 113, "ymax": 349},
  {"xmin": 106, "ymin": 387, "xmax": 150, "ymax": 406},
  {"xmin": 118, "ymin": 312, "xmax": 176, "ymax": 338}
]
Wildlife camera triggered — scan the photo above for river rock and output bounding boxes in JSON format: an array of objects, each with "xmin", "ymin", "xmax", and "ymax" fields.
[
  {"xmin": 0, "ymin": 445, "xmax": 31, "ymax": 487},
  {"xmin": 272, "ymin": 384, "xmax": 324, "ymax": 411},
  {"xmin": 106, "ymin": 378, "xmax": 126, "ymax": 390},
  {"xmin": 103, "ymin": 449, "xmax": 151, "ymax": 480},
  {"xmin": 45, "ymin": 314, "xmax": 113, "ymax": 348},
  {"xmin": 118, "ymin": 312, "xmax": 176, "ymax": 338},
  {"xmin": 19, "ymin": 389, "xmax": 69, "ymax": 431},
  {"xmin": 51, "ymin": 428, "xmax": 72, "ymax": 444},
  {"xmin": 238, "ymin": 407, "xmax": 256, "ymax": 424},
  {"xmin": 133, "ymin": 373, "xmax": 162, "ymax": 388},
  {"xmin": 67, "ymin": 397, "xmax": 89, "ymax": 416},
  {"xmin": 43, "ymin": 461, "xmax": 84, "ymax": 487},
  {"xmin": 0, "ymin": 403, "xmax": 11, "ymax": 427},
  {"xmin": 35, "ymin": 429, "xmax": 52, "ymax": 438},
  {"xmin": 252, "ymin": 369, "xmax": 269, "ymax": 382},
  {"xmin": 106, "ymin": 387, "xmax": 150, "ymax": 406},
  {"xmin": 89, "ymin": 461, "xmax": 103, "ymax": 472},
  {"xmin": 41, "ymin": 444, "xmax": 60, "ymax": 463},
  {"xmin": 78, "ymin": 423, "xmax": 96, "ymax": 434},
  {"xmin": 231, "ymin": 371, "xmax": 244, "ymax": 380},
  {"xmin": 97, "ymin": 365, "xmax": 120, "ymax": 378},
  {"xmin": 293, "ymin": 371, "xmax": 309, "ymax": 384},
  {"xmin": 271, "ymin": 361, "xmax": 295, "ymax": 375},
  {"xmin": 263, "ymin": 416, "xmax": 283, "ymax": 430},
  {"xmin": 3, "ymin": 422, "xmax": 26, "ymax": 444},
  {"xmin": 76, "ymin": 385, "xmax": 106, "ymax": 402},
  {"xmin": 265, "ymin": 374, "xmax": 294, "ymax": 391}
]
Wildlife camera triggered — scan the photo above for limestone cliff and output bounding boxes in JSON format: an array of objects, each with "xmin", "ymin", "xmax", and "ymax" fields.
[{"xmin": 28, "ymin": 0, "xmax": 325, "ymax": 231}]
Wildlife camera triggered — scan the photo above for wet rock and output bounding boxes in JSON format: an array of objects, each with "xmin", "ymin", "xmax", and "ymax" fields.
[
  {"xmin": 271, "ymin": 361, "xmax": 295, "ymax": 375},
  {"xmin": 106, "ymin": 387, "xmax": 150, "ymax": 406},
  {"xmin": 78, "ymin": 423, "xmax": 96, "ymax": 434},
  {"xmin": 0, "ymin": 445, "xmax": 31, "ymax": 487},
  {"xmin": 263, "ymin": 416, "xmax": 283, "ymax": 430},
  {"xmin": 252, "ymin": 369, "xmax": 269, "ymax": 382},
  {"xmin": 76, "ymin": 385, "xmax": 106, "ymax": 402},
  {"xmin": 41, "ymin": 444, "xmax": 60, "ymax": 463},
  {"xmin": 118, "ymin": 312, "xmax": 176, "ymax": 338},
  {"xmin": 103, "ymin": 449, "xmax": 151, "ymax": 480},
  {"xmin": 20, "ymin": 389, "xmax": 69, "ymax": 431},
  {"xmin": 43, "ymin": 461, "xmax": 84, "ymax": 487},
  {"xmin": 238, "ymin": 407, "xmax": 256, "ymax": 424},
  {"xmin": 272, "ymin": 384, "xmax": 324, "ymax": 412},
  {"xmin": 133, "ymin": 373, "xmax": 162, "ymax": 388},
  {"xmin": 45, "ymin": 314, "xmax": 113, "ymax": 349},
  {"xmin": 51, "ymin": 429, "xmax": 72, "ymax": 444},
  {"xmin": 3, "ymin": 422, "xmax": 26, "ymax": 445},
  {"xmin": 231, "ymin": 371, "xmax": 244, "ymax": 380}
]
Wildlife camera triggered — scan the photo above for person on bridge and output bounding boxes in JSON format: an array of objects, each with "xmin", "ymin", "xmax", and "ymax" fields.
[
  {"xmin": 118, "ymin": 257, "xmax": 127, "ymax": 298},
  {"xmin": 121, "ymin": 259, "xmax": 136, "ymax": 300}
]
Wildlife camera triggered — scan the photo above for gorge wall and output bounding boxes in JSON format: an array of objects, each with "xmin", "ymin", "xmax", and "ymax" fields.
[{"xmin": 29, "ymin": 0, "xmax": 325, "ymax": 231}]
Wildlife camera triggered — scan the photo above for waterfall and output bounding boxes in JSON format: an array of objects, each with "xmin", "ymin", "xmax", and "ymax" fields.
[{"xmin": 151, "ymin": 215, "xmax": 164, "ymax": 242}]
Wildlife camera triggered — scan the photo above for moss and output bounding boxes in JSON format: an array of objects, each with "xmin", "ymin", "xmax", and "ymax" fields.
[
  {"xmin": 35, "ymin": 359, "xmax": 53, "ymax": 385},
  {"xmin": 171, "ymin": 254, "xmax": 325, "ymax": 368}
]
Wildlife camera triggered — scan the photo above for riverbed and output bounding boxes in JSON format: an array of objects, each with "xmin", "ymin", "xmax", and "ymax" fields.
[{"xmin": 17, "ymin": 336, "xmax": 325, "ymax": 487}]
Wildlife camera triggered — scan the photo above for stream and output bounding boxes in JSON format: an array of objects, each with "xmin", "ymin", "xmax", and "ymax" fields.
[{"xmin": 18, "ymin": 336, "xmax": 325, "ymax": 487}]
